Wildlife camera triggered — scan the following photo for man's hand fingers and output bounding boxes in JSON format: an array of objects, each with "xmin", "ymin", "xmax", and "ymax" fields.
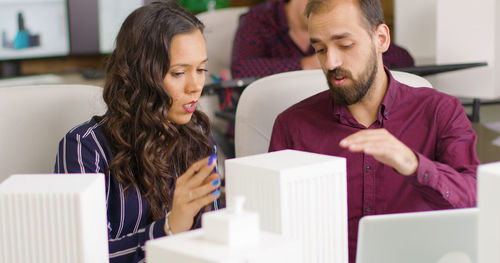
[
  {"xmin": 340, "ymin": 129, "xmax": 390, "ymax": 148},
  {"xmin": 340, "ymin": 129, "xmax": 418, "ymax": 175}
]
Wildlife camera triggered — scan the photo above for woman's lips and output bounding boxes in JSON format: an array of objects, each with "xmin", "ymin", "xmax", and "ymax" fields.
[{"xmin": 182, "ymin": 100, "xmax": 198, "ymax": 113}]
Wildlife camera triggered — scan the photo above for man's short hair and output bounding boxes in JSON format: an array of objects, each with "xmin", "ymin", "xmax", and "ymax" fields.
[{"xmin": 305, "ymin": 0, "xmax": 385, "ymax": 32}]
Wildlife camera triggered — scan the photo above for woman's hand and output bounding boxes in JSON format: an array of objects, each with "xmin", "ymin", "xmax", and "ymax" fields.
[{"xmin": 166, "ymin": 155, "xmax": 221, "ymax": 234}]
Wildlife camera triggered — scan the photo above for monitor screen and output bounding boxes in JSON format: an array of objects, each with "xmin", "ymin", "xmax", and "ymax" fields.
[
  {"xmin": 0, "ymin": 0, "xmax": 69, "ymax": 61},
  {"xmin": 98, "ymin": 0, "xmax": 144, "ymax": 54}
]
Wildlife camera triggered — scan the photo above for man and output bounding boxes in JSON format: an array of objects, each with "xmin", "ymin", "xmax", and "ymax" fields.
[
  {"xmin": 268, "ymin": 0, "xmax": 479, "ymax": 262},
  {"xmin": 230, "ymin": 0, "xmax": 414, "ymax": 79}
]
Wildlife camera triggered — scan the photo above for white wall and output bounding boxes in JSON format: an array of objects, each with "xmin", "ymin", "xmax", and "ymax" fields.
[
  {"xmin": 394, "ymin": 0, "xmax": 500, "ymax": 100},
  {"xmin": 394, "ymin": 0, "xmax": 436, "ymax": 65}
]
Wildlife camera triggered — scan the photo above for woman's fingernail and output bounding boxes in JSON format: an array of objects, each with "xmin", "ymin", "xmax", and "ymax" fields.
[
  {"xmin": 212, "ymin": 188, "xmax": 220, "ymax": 196},
  {"xmin": 212, "ymin": 179, "xmax": 220, "ymax": 186},
  {"xmin": 208, "ymin": 154, "xmax": 217, "ymax": 166}
]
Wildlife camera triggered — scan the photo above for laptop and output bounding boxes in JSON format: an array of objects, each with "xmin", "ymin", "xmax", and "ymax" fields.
[{"xmin": 356, "ymin": 208, "xmax": 477, "ymax": 263}]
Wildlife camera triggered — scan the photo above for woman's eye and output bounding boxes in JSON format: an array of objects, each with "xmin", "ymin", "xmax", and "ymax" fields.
[
  {"xmin": 197, "ymin": 68, "xmax": 208, "ymax": 73},
  {"xmin": 171, "ymin": 72, "xmax": 184, "ymax": 78}
]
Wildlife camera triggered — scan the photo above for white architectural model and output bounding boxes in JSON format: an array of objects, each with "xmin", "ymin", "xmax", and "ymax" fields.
[
  {"xmin": 0, "ymin": 174, "xmax": 108, "ymax": 263},
  {"xmin": 146, "ymin": 196, "xmax": 301, "ymax": 263},
  {"xmin": 225, "ymin": 149, "xmax": 348, "ymax": 263},
  {"xmin": 478, "ymin": 161, "xmax": 500, "ymax": 263}
]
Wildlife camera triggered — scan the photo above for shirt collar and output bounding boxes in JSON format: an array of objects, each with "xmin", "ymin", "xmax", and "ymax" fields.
[
  {"xmin": 380, "ymin": 67, "xmax": 400, "ymax": 120},
  {"xmin": 276, "ymin": 1, "xmax": 290, "ymax": 33}
]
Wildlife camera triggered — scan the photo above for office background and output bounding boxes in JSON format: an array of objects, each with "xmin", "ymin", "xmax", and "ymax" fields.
[{"xmin": 0, "ymin": 0, "xmax": 499, "ymax": 164}]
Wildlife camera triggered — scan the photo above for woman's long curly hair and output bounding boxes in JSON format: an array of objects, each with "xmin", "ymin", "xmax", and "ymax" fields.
[{"xmin": 101, "ymin": 1, "xmax": 212, "ymax": 221}]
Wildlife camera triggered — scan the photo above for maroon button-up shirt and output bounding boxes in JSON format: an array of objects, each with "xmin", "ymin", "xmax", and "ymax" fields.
[
  {"xmin": 231, "ymin": 1, "xmax": 415, "ymax": 79},
  {"xmin": 269, "ymin": 70, "xmax": 479, "ymax": 263}
]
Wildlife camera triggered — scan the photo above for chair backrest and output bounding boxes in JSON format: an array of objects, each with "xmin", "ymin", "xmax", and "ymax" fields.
[
  {"xmin": 234, "ymin": 69, "xmax": 433, "ymax": 157},
  {"xmin": 196, "ymin": 6, "xmax": 249, "ymax": 79},
  {"xmin": 0, "ymin": 85, "xmax": 107, "ymax": 182}
]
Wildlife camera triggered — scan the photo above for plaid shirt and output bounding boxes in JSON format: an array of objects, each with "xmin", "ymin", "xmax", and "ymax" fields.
[{"xmin": 231, "ymin": 1, "xmax": 415, "ymax": 79}]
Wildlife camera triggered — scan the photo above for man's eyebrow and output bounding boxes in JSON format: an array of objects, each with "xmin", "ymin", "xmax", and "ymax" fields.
[{"xmin": 310, "ymin": 32, "xmax": 352, "ymax": 44}]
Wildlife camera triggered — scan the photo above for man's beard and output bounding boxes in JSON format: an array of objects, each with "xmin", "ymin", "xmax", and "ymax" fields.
[{"xmin": 326, "ymin": 48, "xmax": 378, "ymax": 106}]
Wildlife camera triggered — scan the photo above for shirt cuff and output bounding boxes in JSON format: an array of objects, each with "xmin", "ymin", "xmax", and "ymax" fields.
[
  {"xmin": 413, "ymin": 152, "xmax": 440, "ymax": 189},
  {"xmin": 411, "ymin": 152, "xmax": 458, "ymax": 204},
  {"xmin": 151, "ymin": 218, "xmax": 167, "ymax": 239}
]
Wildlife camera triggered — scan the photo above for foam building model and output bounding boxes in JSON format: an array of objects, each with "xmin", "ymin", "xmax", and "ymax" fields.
[
  {"xmin": 478, "ymin": 161, "xmax": 500, "ymax": 263},
  {"xmin": 225, "ymin": 149, "xmax": 348, "ymax": 263},
  {"xmin": 146, "ymin": 196, "xmax": 302, "ymax": 263},
  {"xmin": 0, "ymin": 174, "xmax": 109, "ymax": 263}
]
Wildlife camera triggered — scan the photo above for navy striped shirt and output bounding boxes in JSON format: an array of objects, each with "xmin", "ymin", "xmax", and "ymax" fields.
[{"xmin": 54, "ymin": 115, "xmax": 219, "ymax": 263}]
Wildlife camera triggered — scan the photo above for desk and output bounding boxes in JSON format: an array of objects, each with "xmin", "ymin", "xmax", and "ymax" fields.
[
  {"xmin": 392, "ymin": 62, "xmax": 488, "ymax": 77},
  {"xmin": 393, "ymin": 62, "xmax": 491, "ymax": 123},
  {"xmin": 58, "ymin": 72, "xmax": 105, "ymax": 87},
  {"xmin": 472, "ymin": 123, "xmax": 500, "ymax": 163},
  {"xmin": 0, "ymin": 72, "xmax": 105, "ymax": 88}
]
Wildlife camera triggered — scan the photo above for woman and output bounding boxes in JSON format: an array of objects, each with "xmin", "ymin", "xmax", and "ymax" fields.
[{"xmin": 54, "ymin": 1, "xmax": 221, "ymax": 262}]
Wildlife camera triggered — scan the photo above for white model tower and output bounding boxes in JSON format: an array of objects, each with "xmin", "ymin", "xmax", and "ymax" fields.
[
  {"xmin": 225, "ymin": 149, "xmax": 348, "ymax": 263},
  {"xmin": 0, "ymin": 173, "xmax": 109, "ymax": 263}
]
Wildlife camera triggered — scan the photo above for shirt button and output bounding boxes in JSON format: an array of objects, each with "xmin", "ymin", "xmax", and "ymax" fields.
[
  {"xmin": 423, "ymin": 173, "xmax": 429, "ymax": 179},
  {"xmin": 445, "ymin": 191, "xmax": 450, "ymax": 197},
  {"xmin": 365, "ymin": 207, "xmax": 371, "ymax": 213},
  {"xmin": 366, "ymin": 166, "xmax": 371, "ymax": 171}
]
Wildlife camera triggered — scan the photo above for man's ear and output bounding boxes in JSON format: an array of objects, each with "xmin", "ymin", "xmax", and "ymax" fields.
[{"xmin": 374, "ymin": 23, "xmax": 390, "ymax": 53}]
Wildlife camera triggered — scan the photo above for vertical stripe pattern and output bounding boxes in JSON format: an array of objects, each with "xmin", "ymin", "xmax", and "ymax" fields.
[{"xmin": 54, "ymin": 116, "xmax": 220, "ymax": 263}]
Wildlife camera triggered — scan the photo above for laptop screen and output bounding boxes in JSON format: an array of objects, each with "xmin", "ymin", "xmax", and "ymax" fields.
[{"xmin": 356, "ymin": 208, "xmax": 477, "ymax": 263}]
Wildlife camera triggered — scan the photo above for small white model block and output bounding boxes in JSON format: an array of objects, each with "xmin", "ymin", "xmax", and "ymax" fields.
[
  {"xmin": 146, "ymin": 196, "xmax": 301, "ymax": 263},
  {"xmin": 203, "ymin": 196, "xmax": 260, "ymax": 247}
]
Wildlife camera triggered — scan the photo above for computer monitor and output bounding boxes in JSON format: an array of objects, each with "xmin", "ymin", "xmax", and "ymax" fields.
[
  {"xmin": 0, "ymin": 0, "xmax": 70, "ymax": 76},
  {"xmin": 68, "ymin": 0, "xmax": 99, "ymax": 55},
  {"xmin": 65, "ymin": 0, "xmax": 147, "ymax": 78},
  {"xmin": 98, "ymin": 0, "xmax": 144, "ymax": 54},
  {"xmin": 356, "ymin": 208, "xmax": 478, "ymax": 263}
]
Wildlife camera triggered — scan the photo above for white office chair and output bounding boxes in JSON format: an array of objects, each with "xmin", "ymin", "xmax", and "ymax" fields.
[
  {"xmin": 196, "ymin": 6, "xmax": 249, "ymax": 79},
  {"xmin": 0, "ymin": 85, "xmax": 107, "ymax": 182},
  {"xmin": 234, "ymin": 69, "xmax": 433, "ymax": 157}
]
